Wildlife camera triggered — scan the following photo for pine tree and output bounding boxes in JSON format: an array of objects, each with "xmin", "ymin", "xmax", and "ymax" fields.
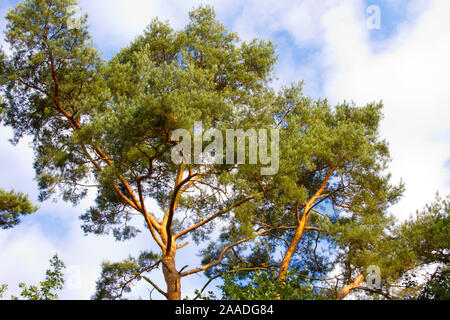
[
  {"xmin": 199, "ymin": 84, "xmax": 405, "ymax": 299},
  {"xmin": 1, "ymin": 0, "xmax": 277, "ymax": 300}
]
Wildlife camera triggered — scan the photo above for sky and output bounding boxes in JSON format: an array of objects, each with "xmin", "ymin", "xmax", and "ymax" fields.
[{"xmin": 0, "ymin": 0, "xmax": 449, "ymax": 300}]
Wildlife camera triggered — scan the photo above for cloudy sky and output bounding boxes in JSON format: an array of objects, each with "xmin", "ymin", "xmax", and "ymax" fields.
[{"xmin": 0, "ymin": 0, "xmax": 449, "ymax": 300}]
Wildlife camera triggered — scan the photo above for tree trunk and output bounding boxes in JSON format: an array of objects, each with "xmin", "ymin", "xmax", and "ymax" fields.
[
  {"xmin": 277, "ymin": 207, "xmax": 310, "ymax": 281},
  {"xmin": 277, "ymin": 168, "xmax": 336, "ymax": 281},
  {"xmin": 337, "ymin": 274, "xmax": 365, "ymax": 300},
  {"xmin": 162, "ymin": 255, "xmax": 181, "ymax": 300}
]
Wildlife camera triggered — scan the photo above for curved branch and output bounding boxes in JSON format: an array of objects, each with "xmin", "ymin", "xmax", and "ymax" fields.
[
  {"xmin": 175, "ymin": 192, "xmax": 263, "ymax": 240},
  {"xmin": 180, "ymin": 229, "xmax": 270, "ymax": 277},
  {"xmin": 193, "ymin": 267, "xmax": 271, "ymax": 301},
  {"xmin": 357, "ymin": 286, "xmax": 396, "ymax": 300},
  {"xmin": 142, "ymin": 276, "xmax": 168, "ymax": 299}
]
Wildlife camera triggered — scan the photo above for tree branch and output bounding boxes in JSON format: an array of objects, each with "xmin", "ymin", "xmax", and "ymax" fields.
[
  {"xmin": 180, "ymin": 229, "xmax": 270, "ymax": 277},
  {"xmin": 142, "ymin": 276, "xmax": 168, "ymax": 299},
  {"xmin": 175, "ymin": 192, "xmax": 263, "ymax": 240}
]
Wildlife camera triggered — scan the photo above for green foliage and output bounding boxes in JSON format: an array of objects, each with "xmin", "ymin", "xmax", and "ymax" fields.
[
  {"xmin": 92, "ymin": 259, "xmax": 138, "ymax": 300},
  {"xmin": 190, "ymin": 289, "xmax": 217, "ymax": 300},
  {"xmin": 0, "ymin": 284, "xmax": 7, "ymax": 299},
  {"xmin": 220, "ymin": 270, "xmax": 316, "ymax": 300},
  {"xmin": 0, "ymin": 189, "xmax": 39, "ymax": 229},
  {"xmin": 0, "ymin": 95, "xmax": 6, "ymax": 121},
  {"xmin": 390, "ymin": 194, "xmax": 450, "ymax": 300},
  {"xmin": 2, "ymin": 254, "xmax": 65, "ymax": 300},
  {"xmin": 92, "ymin": 251, "xmax": 159, "ymax": 300},
  {"xmin": 419, "ymin": 267, "xmax": 450, "ymax": 300},
  {"xmin": 400, "ymin": 193, "xmax": 449, "ymax": 265},
  {"xmin": 339, "ymin": 194, "xmax": 449, "ymax": 300},
  {"xmin": 1, "ymin": 0, "xmax": 107, "ymax": 204}
]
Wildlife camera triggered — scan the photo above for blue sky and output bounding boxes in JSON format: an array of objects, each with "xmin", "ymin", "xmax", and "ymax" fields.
[{"xmin": 0, "ymin": 0, "xmax": 449, "ymax": 300}]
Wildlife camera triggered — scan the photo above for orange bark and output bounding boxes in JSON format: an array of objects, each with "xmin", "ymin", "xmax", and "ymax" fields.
[
  {"xmin": 337, "ymin": 274, "xmax": 365, "ymax": 300},
  {"xmin": 277, "ymin": 167, "xmax": 336, "ymax": 281}
]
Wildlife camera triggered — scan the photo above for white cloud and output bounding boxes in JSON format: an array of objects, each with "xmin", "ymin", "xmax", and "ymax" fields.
[
  {"xmin": 0, "ymin": 225, "xmax": 58, "ymax": 298},
  {"xmin": 320, "ymin": 0, "xmax": 450, "ymax": 218},
  {"xmin": 76, "ymin": 0, "xmax": 198, "ymax": 55},
  {"xmin": 227, "ymin": 0, "xmax": 344, "ymax": 44},
  {"xmin": 0, "ymin": 5, "xmax": 9, "ymax": 51},
  {"xmin": 211, "ymin": 0, "xmax": 450, "ymax": 219}
]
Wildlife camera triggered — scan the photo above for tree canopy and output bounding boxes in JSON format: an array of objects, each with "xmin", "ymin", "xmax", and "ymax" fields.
[{"xmin": 0, "ymin": 189, "xmax": 38, "ymax": 229}]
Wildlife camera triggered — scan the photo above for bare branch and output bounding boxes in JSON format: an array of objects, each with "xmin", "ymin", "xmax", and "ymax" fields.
[
  {"xmin": 180, "ymin": 229, "xmax": 270, "ymax": 277},
  {"xmin": 175, "ymin": 192, "xmax": 263, "ymax": 240},
  {"xmin": 142, "ymin": 276, "xmax": 168, "ymax": 298}
]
